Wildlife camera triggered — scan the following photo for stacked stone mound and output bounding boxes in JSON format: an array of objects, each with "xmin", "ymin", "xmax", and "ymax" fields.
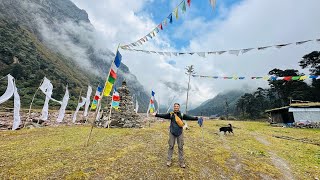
[{"xmin": 103, "ymin": 81, "xmax": 142, "ymax": 128}]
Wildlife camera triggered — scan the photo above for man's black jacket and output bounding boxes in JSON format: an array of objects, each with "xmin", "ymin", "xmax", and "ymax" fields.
[{"xmin": 155, "ymin": 111, "xmax": 198, "ymax": 136}]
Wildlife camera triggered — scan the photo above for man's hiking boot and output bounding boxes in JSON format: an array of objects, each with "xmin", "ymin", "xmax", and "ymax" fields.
[
  {"xmin": 166, "ymin": 161, "xmax": 172, "ymax": 167},
  {"xmin": 180, "ymin": 163, "xmax": 186, "ymax": 168}
]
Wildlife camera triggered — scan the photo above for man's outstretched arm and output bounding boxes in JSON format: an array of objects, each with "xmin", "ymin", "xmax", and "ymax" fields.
[
  {"xmin": 155, "ymin": 113, "xmax": 171, "ymax": 119},
  {"xmin": 182, "ymin": 114, "xmax": 198, "ymax": 121}
]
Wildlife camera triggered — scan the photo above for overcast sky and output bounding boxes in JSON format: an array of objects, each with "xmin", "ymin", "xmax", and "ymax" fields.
[{"xmin": 70, "ymin": 0, "xmax": 320, "ymax": 109}]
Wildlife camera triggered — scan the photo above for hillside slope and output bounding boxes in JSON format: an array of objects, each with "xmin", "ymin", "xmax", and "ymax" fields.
[
  {"xmin": 0, "ymin": 0, "xmax": 149, "ymax": 111},
  {"xmin": 189, "ymin": 90, "xmax": 245, "ymax": 116}
]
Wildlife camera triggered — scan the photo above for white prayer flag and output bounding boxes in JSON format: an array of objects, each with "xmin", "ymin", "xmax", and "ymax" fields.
[
  {"xmin": 83, "ymin": 85, "xmax": 92, "ymax": 117},
  {"xmin": 209, "ymin": 0, "xmax": 216, "ymax": 10},
  {"xmin": 57, "ymin": 86, "xmax": 69, "ymax": 122},
  {"xmin": 0, "ymin": 74, "xmax": 15, "ymax": 104},
  {"xmin": 197, "ymin": 52, "xmax": 206, "ymax": 58},
  {"xmin": 229, "ymin": 50, "xmax": 240, "ymax": 56},
  {"xmin": 135, "ymin": 99, "xmax": 139, "ymax": 114},
  {"xmin": 0, "ymin": 75, "xmax": 21, "ymax": 130},
  {"xmin": 241, "ymin": 48, "xmax": 254, "ymax": 54},
  {"xmin": 40, "ymin": 77, "xmax": 53, "ymax": 120},
  {"xmin": 73, "ymin": 97, "xmax": 86, "ymax": 123},
  {"xmin": 12, "ymin": 82, "xmax": 21, "ymax": 130}
]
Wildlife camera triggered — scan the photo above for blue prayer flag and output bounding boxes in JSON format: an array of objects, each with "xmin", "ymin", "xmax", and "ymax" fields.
[
  {"xmin": 168, "ymin": 13, "xmax": 173, "ymax": 23},
  {"xmin": 114, "ymin": 50, "xmax": 122, "ymax": 68}
]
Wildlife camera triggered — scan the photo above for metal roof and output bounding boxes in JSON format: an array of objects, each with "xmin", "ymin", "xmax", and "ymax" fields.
[
  {"xmin": 265, "ymin": 102, "xmax": 320, "ymax": 113},
  {"xmin": 265, "ymin": 106, "xmax": 289, "ymax": 113},
  {"xmin": 290, "ymin": 102, "xmax": 320, "ymax": 107}
]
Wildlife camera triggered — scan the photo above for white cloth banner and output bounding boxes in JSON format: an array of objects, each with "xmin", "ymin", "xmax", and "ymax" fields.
[
  {"xmin": 96, "ymin": 104, "xmax": 101, "ymax": 121},
  {"xmin": 0, "ymin": 74, "xmax": 14, "ymax": 104},
  {"xmin": 72, "ymin": 97, "xmax": 86, "ymax": 123},
  {"xmin": 83, "ymin": 85, "xmax": 92, "ymax": 117},
  {"xmin": 40, "ymin": 77, "xmax": 53, "ymax": 120},
  {"xmin": 135, "ymin": 99, "xmax": 139, "ymax": 114},
  {"xmin": 57, "ymin": 86, "xmax": 69, "ymax": 122},
  {"xmin": 0, "ymin": 75, "xmax": 21, "ymax": 130},
  {"xmin": 12, "ymin": 82, "xmax": 21, "ymax": 130}
]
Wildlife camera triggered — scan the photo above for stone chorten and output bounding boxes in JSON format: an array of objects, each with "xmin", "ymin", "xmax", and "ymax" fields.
[{"xmin": 103, "ymin": 81, "xmax": 142, "ymax": 128}]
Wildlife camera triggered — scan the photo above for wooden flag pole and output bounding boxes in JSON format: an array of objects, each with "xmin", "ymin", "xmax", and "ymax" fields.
[
  {"xmin": 24, "ymin": 78, "xmax": 44, "ymax": 127},
  {"xmin": 85, "ymin": 44, "xmax": 120, "ymax": 146}
]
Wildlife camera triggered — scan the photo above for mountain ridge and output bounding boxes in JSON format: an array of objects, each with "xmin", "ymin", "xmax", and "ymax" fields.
[
  {"xmin": 0, "ymin": 0, "xmax": 150, "ymax": 111},
  {"xmin": 189, "ymin": 90, "xmax": 246, "ymax": 116}
]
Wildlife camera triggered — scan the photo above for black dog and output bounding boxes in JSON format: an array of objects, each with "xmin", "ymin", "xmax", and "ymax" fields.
[{"xmin": 219, "ymin": 124, "xmax": 233, "ymax": 135}]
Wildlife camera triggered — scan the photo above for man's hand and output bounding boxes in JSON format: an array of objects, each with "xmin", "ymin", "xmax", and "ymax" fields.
[{"xmin": 150, "ymin": 112, "xmax": 157, "ymax": 117}]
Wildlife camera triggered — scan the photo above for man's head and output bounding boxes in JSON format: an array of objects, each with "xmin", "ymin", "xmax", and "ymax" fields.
[{"xmin": 173, "ymin": 103, "xmax": 180, "ymax": 112}]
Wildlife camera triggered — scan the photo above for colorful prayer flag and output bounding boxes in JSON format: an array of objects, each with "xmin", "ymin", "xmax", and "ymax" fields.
[
  {"xmin": 187, "ymin": 0, "xmax": 191, "ymax": 7},
  {"xmin": 159, "ymin": 23, "xmax": 163, "ymax": 30},
  {"xmin": 299, "ymin": 76, "xmax": 308, "ymax": 80},
  {"xmin": 91, "ymin": 85, "xmax": 102, "ymax": 110},
  {"xmin": 174, "ymin": 7, "xmax": 179, "ymax": 19},
  {"xmin": 103, "ymin": 51, "xmax": 122, "ymax": 97},
  {"xmin": 283, "ymin": 76, "xmax": 292, "ymax": 81},
  {"xmin": 147, "ymin": 91, "xmax": 156, "ymax": 115},
  {"xmin": 168, "ymin": 13, "xmax": 173, "ymax": 23},
  {"xmin": 182, "ymin": 1, "xmax": 186, "ymax": 13},
  {"xmin": 112, "ymin": 89, "xmax": 120, "ymax": 110},
  {"xmin": 291, "ymin": 76, "xmax": 301, "ymax": 81}
]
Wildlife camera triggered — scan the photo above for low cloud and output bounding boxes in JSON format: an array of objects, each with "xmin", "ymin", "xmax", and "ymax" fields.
[{"xmin": 69, "ymin": 0, "xmax": 320, "ymax": 109}]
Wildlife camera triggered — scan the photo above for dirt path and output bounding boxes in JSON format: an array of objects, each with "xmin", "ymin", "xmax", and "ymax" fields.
[{"xmin": 251, "ymin": 133, "xmax": 295, "ymax": 180}]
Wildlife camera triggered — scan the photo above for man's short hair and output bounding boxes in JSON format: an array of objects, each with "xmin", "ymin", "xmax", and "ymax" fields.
[{"xmin": 174, "ymin": 103, "xmax": 180, "ymax": 106}]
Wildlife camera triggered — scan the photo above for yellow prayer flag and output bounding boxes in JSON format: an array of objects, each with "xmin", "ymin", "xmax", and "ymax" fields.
[
  {"xmin": 299, "ymin": 76, "xmax": 307, "ymax": 80},
  {"xmin": 91, "ymin": 104, "xmax": 97, "ymax": 110},
  {"xmin": 263, "ymin": 76, "xmax": 270, "ymax": 80},
  {"xmin": 174, "ymin": 7, "xmax": 178, "ymax": 19},
  {"xmin": 103, "ymin": 81, "xmax": 113, "ymax": 96}
]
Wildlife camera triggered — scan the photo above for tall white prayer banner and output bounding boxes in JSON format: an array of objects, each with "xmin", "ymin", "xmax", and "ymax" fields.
[
  {"xmin": 12, "ymin": 83, "xmax": 21, "ymax": 130},
  {"xmin": 0, "ymin": 74, "xmax": 14, "ymax": 104},
  {"xmin": 0, "ymin": 74, "xmax": 21, "ymax": 130},
  {"xmin": 72, "ymin": 97, "xmax": 86, "ymax": 123},
  {"xmin": 135, "ymin": 99, "xmax": 139, "ymax": 114},
  {"xmin": 83, "ymin": 85, "xmax": 92, "ymax": 117},
  {"xmin": 40, "ymin": 77, "xmax": 53, "ymax": 120},
  {"xmin": 57, "ymin": 86, "xmax": 69, "ymax": 122}
]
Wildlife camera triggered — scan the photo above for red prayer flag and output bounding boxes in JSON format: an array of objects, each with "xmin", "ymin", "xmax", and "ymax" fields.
[
  {"xmin": 113, "ymin": 96, "xmax": 120, "ymax": 101},
  {"xmin": 150, "ymin": 99, "xmax": 154, "ymax": 104},
  {"xmin": 159, "ymin": 23, "xmax": 163, "ymax": 30},
  {"xmin": 110, "ymin": 69, "xmax": 117, "ymax": 79},
  {"xmin": 283, "ymin": 76, "xmax": 292, "ymax": 81},
  {"xmin": 187, "ymin": 0, "xmax": 191, "ymax": 7},
  {"xmin": 94, "ymin": 95, "xmax": 100, "ymax": 100}
]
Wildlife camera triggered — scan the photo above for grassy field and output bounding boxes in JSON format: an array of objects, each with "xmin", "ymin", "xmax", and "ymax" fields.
[{"xmin": 0, "ymin": 120, "xmax": 319, "ymax": 179}]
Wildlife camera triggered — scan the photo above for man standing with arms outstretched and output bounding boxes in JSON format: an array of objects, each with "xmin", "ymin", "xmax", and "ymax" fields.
[{"xmin": 152, "ymin": 103, "xmax": 198, "ymax": 168}]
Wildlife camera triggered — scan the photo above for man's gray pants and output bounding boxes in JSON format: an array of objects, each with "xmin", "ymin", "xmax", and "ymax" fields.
[{"xmin": 168, "ymin": 132, "xmax": 184, "ymax": 163}]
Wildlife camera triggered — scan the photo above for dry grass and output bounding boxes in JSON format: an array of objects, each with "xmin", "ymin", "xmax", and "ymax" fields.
[{"xmin": 0, "ymin": 120, "xmax": 319, "ymax": 179}]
